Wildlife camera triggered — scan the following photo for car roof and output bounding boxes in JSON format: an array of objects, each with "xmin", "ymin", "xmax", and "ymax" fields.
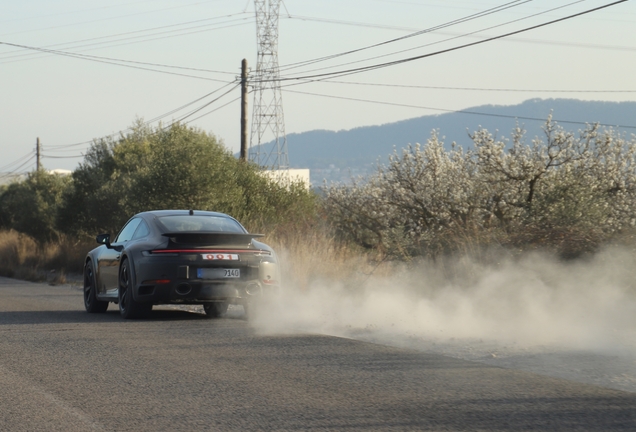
[{"xmin": 136, "ymin": 210, "xmax": 233, "ymax": 218}]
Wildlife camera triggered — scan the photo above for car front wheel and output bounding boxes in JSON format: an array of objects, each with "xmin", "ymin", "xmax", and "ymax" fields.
[
  {"xmin": 84, "ymin": 261, "xmax": 108, "ymax": 313},
  {"xmin": 118, "ymin": 258, "xmax": 151, "ymax": 319}
]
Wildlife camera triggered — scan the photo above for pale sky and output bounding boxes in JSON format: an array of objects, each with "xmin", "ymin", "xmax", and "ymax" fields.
[{"xmin": 1, "ymin": 0, "xmax": 635, "ymax": 172}]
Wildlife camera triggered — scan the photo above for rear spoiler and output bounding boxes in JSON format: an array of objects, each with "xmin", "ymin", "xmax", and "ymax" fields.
[{"xmin": 162, "ymin": 232, "xmax": 264, "ymax": 247}]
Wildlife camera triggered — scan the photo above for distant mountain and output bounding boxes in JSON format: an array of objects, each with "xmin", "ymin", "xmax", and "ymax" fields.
[{"xmin": 251, "ymin": 98, "xmax": 636, "ymax": 184}]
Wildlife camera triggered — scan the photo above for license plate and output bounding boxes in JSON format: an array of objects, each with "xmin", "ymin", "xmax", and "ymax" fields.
[
  {"xmin": 197, "ymin": 268, "xmax": 240, "ymax": 279},
  {"xmin": 202, "ymin": 254, "xmax": 239, "ymax": 261}
]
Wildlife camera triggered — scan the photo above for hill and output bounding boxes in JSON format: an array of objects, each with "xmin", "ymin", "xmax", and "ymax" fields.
[{"xmin": 251, "ymin": 98, "xmax": 636, "ymax": 184}]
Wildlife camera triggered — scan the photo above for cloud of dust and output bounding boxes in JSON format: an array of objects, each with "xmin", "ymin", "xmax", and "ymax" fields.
[{"xmin": 251, "ymin": 247, "xmax": 636, "ymax": 354}]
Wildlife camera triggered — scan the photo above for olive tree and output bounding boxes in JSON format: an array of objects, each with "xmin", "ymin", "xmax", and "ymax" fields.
[{"xmin": 57, "ymin": 121, "xmax": 317, "ymax": 236}]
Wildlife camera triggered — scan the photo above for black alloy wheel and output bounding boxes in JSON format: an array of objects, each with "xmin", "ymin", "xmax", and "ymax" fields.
[
  {"xmin": 84, "ymin": 261, "xmax": 109, "ymax": 313},
  {"xmin": 203, "ymin": 302, "xmax": 229, "ymax": 318},
  {"xmin": 118, "ymin": 258, "xmax": 151, "ymax": 319}
]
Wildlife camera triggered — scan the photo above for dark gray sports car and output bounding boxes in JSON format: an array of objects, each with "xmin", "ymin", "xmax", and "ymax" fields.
[{"xmin": 83, "ymin": 210, "xmax": 279, "ymax": 319}]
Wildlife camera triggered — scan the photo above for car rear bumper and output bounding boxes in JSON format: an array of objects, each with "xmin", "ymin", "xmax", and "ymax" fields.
[
  {"xmin": 134, "ymin": 279, "xmax": 279, "ymax": 305},
  {"xmin": 132, "ymin": 260, "xmax": 280, "ymax": 305}
]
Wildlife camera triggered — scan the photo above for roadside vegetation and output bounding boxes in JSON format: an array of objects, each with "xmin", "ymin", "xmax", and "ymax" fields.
[
  {"xmin": 325, "ymin": 117, "xmax": 636, "ymax": 261},
  {"xmin": 1, "ymin": 118, "xmax": 636, "ymax": 286}
]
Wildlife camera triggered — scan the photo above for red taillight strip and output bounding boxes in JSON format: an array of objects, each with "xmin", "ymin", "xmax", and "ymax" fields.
[
  {"xmin": 151, "ymin": 249, "xmax": 270, "ymax": 255},
  {"xmin": 141, "ymin": 279, "xmax": 171, "ymax": 285}
]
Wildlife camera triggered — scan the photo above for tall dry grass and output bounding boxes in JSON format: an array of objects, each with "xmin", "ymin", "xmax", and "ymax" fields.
[
  {"xmin": 0, "ymin": 230, "xmax": 93, "ymax": 284},
  {"xmin": 260, "ymin": 224, "xmax": 394, "ymax": 291},
  {"xmin": 0, "ymin": 224, "xmax": 383, "ymax": 289}
]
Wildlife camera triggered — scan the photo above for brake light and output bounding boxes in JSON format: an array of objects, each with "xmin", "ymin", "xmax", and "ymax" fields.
[
  {"xmin": 150, "ymin": 249, "xmax": 271, "ymax": 255},
  {"xmin": 141, "ymin": 279, "xmax": 171, "ymax": 285}
]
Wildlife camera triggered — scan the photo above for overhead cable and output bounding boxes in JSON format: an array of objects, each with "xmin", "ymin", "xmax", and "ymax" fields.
[
  {"xmin": 262, "ymin": 0, "xmax": 629, "ymax": 83},
  {"xmin": 0, "ymin": 15, "xmax": 253, "ymax": 65},
  {"xmin": 284, "ymin": 88, "xmax": 636, "ymax": 130},
  {"xmin": 43, "ymin": 82, "xmax": 240, "ymax": 154},
  {"xmin": 314, "ymin": 79, "xmax": 636, "ymax": 93},
  {"xmin": 0, "ymin": 0, "xmax": 230, "ymax": 37},
  {"xmin": 0, "ymin": 41, "xmax": 236, "ymax": 83},
  {"xmin": 278, "ymin": 0, "xmax": 535, "ymax": 73},
  {"xmin": 279, "ymin": 0, "xmax": 587, "ymax": 78}
]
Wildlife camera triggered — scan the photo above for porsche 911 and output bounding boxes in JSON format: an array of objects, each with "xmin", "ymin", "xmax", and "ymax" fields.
[{"xmin": 83, "ymin": 210, "xmax": 279, "ymax": 319}]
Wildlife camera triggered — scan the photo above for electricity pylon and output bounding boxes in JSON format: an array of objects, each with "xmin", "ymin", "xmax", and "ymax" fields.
[{"xmin": 249, "ymin": 0, "xmax": 289, "ymax": 171}]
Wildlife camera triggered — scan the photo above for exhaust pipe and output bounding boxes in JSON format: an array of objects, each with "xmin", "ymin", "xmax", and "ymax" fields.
[
  {"xmin": 245, "ymin": 282, "xmax": 262, "ymax": 297},
  {"xmin": 175, "ymin": 283, "xmax": 192, "ymax": 296}
]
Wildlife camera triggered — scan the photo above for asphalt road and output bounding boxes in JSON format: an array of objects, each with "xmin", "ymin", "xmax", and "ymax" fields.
[{"xmin": 1, "ymin": 277, "xmax": 635, "ymax": 431}]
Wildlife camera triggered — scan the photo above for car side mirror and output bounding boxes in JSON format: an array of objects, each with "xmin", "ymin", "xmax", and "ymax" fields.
[{"xmin": 96, "ymin": 233, "xmax": 112, "ymax": 248}]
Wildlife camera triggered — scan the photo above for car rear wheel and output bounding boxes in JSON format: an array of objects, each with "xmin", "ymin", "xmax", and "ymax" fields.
[
  {"xmin": 203, "ymin": 302, "xmax": 228, "ymax": 318},
  {"xmin": 118, "ymin": 258, "xmax": 151, "ymax": 319},
  {"xmin": 84, "ymin": 261, "xmax": 108, "ymax": 313}
]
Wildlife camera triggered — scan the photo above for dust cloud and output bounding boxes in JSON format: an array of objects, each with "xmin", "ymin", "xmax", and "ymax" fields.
[{"xmin": 250, "ymin": 247, "xmax": 636, "ymax": 391}]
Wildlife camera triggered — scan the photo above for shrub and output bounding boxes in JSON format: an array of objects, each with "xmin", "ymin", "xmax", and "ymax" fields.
[
  {"xmin": 0, "ymin": 170, "xmax": 71, "ymax": 243},
  {"xmin": 57, "ymin": 121, "xmax": 317, "ymax": 237},
  {"xmin": 324, "ymin": 119, "xmax": 636, "ymax": 259}
]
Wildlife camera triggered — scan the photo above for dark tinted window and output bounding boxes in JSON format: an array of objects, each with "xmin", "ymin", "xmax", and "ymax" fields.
[
  {"xmin": 157, "ymin": 215, "xmax": 245, "ymax": 233},
  {"xmin": 132, "ymin": 220, "xmax": 150, "ymax": 239},
  {"xmin": 115, "ymin": 218, "xmax": 142, "ymax": 243}
]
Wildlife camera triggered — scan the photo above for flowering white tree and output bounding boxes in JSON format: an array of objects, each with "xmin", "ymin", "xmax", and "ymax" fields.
[{"xmin": 324, "ymin": 119, "xmax": 636, "ymax": 258}]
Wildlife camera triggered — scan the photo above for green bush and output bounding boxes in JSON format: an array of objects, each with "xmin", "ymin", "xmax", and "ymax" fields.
[
  {"xmin": 56, "ymin": 121, "xmax": 317, "ymax": 236},
  {"xmin": 0, "ymin": 170, "xmax": 71, "ymax": 243}
]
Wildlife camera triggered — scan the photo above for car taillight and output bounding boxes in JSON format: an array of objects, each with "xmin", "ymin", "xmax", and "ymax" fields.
[
  {"xmin": 141, "ymin": 279, "xmax": 171, "ymax": 285},
  {"xmin": 147, "ymin": 249, "xmax": 271, "ymax": 255}
]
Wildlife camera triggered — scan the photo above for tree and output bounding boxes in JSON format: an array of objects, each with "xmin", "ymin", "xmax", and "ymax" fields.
[
  {"xmin": 324, "ymin": 119, "xmax": 636, "ymax": 258},
  {"xmin": 0, "ymin": 170, "xmax": 71, "ymax": 242},
  {"xmin": 57, "ymin": 121, "xmax": 317, "ymax": 236}
]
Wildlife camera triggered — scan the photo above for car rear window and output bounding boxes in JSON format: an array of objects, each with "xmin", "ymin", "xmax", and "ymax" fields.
[{"xmin": 157, "ymin": 215, "xmax": 245, "ymax": 233}]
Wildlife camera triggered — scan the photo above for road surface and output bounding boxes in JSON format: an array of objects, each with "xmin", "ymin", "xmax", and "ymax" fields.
[{"xmin": 1, "ymin": 277, "xmax": 635, "ymax": 431}]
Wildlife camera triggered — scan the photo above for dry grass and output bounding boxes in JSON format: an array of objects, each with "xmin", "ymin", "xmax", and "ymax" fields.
[
  {"xmin": 0, "ymin": 225, "xmax": 384, "ymax": 289},
  {"xmin": 261, "ymin": 225, "xmax": 393, "ymax": 291},
  {"xmin": 0, "ymin": 230, "xmax": 93, "ymax": 284},
  {"xmin": 6, "ymin": 221, "xmax": 615, "ymax": 289}
]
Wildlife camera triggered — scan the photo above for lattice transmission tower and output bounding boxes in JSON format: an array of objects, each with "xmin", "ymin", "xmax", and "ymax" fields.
[{"xmin": 249, "ymin": 0, "xmax": 289, "ymax": 170}]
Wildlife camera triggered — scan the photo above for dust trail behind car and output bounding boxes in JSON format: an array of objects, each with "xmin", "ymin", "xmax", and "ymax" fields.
[{"xmin": 250, "ymin": 246, "xmax": 636, "ymax": 392}]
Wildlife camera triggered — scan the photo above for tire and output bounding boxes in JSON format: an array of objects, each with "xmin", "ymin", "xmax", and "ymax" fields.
[
  {"xmin": 242, "ymin": 302, "xmax": 251, "ymax": 321},
  {"xmin": 203, "ymin": 302, "xmax": 228, "ymax": 318},
  {"xmin": 118, "ymin": 258, "xmax": 151, "ymax": 319},
  {"xmin": 84, "ymin": 261, "xmax": 108, "ymax": 313}
]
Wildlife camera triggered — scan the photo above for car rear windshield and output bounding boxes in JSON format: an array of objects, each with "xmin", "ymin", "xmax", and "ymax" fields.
[{"xmin": 157, "ymin": 215, "xmax": 245, "ymax": 233}]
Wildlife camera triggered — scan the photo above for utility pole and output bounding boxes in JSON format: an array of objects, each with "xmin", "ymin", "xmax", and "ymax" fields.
[
  {"xmin": 240, "ymin": 59, "xmax": 248, "ymax": 162},
  {"xmin": 36, "ymin": 137, "xmax": 41, "ymax": 171},
  {"xmin": 249, "ymin": 0, "xmax": 289, "ymax": 171}
]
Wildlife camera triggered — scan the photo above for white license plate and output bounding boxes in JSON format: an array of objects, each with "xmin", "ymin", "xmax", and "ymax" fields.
[
  {"xmin": 197, "ymin": 268, "xmax": 240, "ymax": 279},
  {"xmin": 202, "ymin": 253, "xmax": 239, "ymax": 261}
]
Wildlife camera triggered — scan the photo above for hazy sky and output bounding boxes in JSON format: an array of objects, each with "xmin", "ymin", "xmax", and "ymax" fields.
[{"xmin": 1, "ymin": 0, "xmax": 635, "ymax": 171}]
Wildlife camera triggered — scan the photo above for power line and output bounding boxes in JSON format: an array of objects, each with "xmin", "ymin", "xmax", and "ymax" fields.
[
  {"xmin": 43, "ymin": 82, "xmax": 242, "ymax": 155},
  {"xmin": 278, "ymin": 0, "xmax": 535, "ymax": 73},
  {"xmin": 169, "ymin": 83, "xmax": 241, "ymax": 124},
  {"xmin": 278, "ymin": 0, "xmax": 587, "ymax": 78},
  {"xmin": 0, "ymin": 0, "xmax": 174, "ymax": 25},
  {"xmin": 184, "ymin": 96, "xmax": 242, "ymax": 124},
  {"xmin": 0, "ymin": 155, "xmax": 36, "ymax": 178},
  {"xmin": 41, "ymin": 154, "xmax": 85, "ymax": 159},
  {"xmin": 265, "ymin": 0, "xmax": 629, "ymax": 83},
  {"xmin": 0, "ymin": 41, "xmax": 236, "ymax": 83},
  {"xmin": 281, "ymin": 13, "xmax": 636, "ymax": 53},
  {"xmin": 0, "ymin": 15, "xmax": 253, "ymax": 66},
  {"xmin": 0, "ymin": 0, "xmax": 228, "ymax": 36},
  {"xmin": 311, "ymin": 79, "xmax": 636, "ymax": 94},
  {"xmin": 0, "ymin": 152, "xmax": 35, "ymax": 172},
  {"xmin": 284, "ymin": 88, "xmax": 636, "ymax": 130}
]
